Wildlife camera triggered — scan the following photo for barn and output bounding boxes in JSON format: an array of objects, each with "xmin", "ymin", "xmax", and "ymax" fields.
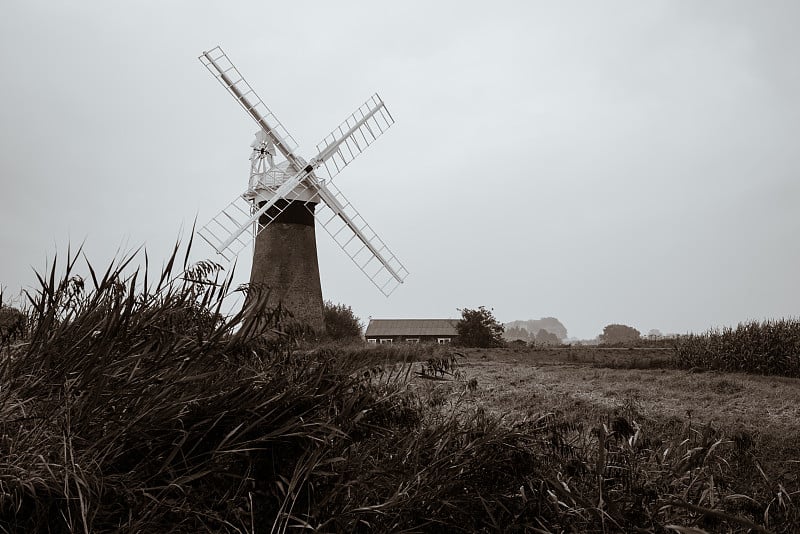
[{"xmin": 364, "ymin": 319, "xmax": 459, "ymax": 344}]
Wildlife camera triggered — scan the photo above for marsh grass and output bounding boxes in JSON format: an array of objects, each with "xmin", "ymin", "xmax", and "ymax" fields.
[
  {"xmin": 1, "ymin": 243, "xmax": 798, "ymax": 532},
  {"xmin": 675, "ymin": 319, "xmax": 800, "ymax": 377}
]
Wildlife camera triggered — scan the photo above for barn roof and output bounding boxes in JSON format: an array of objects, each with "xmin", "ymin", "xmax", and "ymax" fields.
[{"xmin": 365, "ymin": 319, "xmax": 459, "ymax": 337}]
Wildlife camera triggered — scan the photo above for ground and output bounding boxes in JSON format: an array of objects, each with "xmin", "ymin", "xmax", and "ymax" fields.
[{"xmin": 459, "ymin": 347, "xmax": 800, "ymax": 427}]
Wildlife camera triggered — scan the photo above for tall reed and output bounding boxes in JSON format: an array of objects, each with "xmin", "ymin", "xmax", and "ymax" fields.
[{"xmin": 674, "ymin": 319, "xmax": 800, "ymax": 376}]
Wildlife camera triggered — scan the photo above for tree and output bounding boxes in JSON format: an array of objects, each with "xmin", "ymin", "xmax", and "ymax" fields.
[
  {"xmin": 503, "ymin": 326, "xmax": 530, "ymax": 342},
  {"xmin": 534, "ymin": 328, "xmax": 560, "ymax": 346},
  {"xmin": 598, "ymin": 324, "xmax": 641, "ymax": 344},
  {"xmin": 505, "ymin": 317, "xmax": 567, "ymax": 341},
  {"xmin": 323, "ymin": 301, "xmax": 363, "ymax": 340},
  {"xmin": 456, "ymin": 306, "xmax": 505, "ymax": 348}
]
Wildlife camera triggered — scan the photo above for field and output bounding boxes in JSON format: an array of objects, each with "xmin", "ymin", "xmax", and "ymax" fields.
[
  {"xmin": 459, "ymin": 346, "xmax": 800, "ymax": 432},
  {"xmin": 447, "ymin": 347, "xmax": 800, "ymax": 472},
  {"xmin": 404, "ymin": 345, "xmax": 800, "ymax": 532}
]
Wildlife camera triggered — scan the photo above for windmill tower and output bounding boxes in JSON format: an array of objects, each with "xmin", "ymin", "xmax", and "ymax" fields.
[{"xmin": 197, "ymin": 46, "xmax": 408, "ymax": 332}]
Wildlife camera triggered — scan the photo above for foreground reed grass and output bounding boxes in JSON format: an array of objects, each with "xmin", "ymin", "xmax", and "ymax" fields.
[
  {"xmin": 1, "ymin": 243, "xmax": 797, "ymax": 532},
  {"xmin": 675, "ymin": 319, "xmax": 800, "ymax": 377}
]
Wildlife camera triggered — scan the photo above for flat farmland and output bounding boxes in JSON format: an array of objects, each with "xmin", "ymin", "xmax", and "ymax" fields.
[
  {"xmin": 458, "ymin": 347, "xmax": 800, "ymax": 431},
  {"xmin": 412, "ymin": 346, "xmax": 800, "ymax": 480}
]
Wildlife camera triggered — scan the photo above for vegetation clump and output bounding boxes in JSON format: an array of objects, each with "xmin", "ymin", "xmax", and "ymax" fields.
[
  {"xmin": 0, "ymin": 302, "xmax": 26, "ymax": 345},
  {"xmin": 322, "ymin": 299, "xmax": 364, "ymax": 341},
  {"xmin": 675, "ymin": 318, "xmax": 800, "ymax": 377}
]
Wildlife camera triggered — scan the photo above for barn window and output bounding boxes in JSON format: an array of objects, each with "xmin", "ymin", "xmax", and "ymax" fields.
[
  {"xmin": 405, "ymin": 338, "xmax": 419, "ymax": 344},
  {"xmin": 379, "ymin": 338, "xmax": 393, "ymax": 344},
  {"xmin": 367, "ymin": 338, "xmax": 377, "ymax": 344},
  {"xmin": 437, "ymin": 338, "xmax": 451, "ymax": 344}
]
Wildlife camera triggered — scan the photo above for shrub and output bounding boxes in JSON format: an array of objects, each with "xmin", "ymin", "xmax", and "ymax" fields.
[
  {"xmin": 0, "ymin": 304, "xmax": 26, "ymax": 345},
  {"xmin": 323, "ymin": 300, "xmax": 363, "ymax": 340}
]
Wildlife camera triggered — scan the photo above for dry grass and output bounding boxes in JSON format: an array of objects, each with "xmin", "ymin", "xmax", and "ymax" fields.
[
  {"xmin": 434, "ymin": 347, "xmax": 800, "ymax": 530},
  {"xmin": 459, "ymin": 348, "xmax": 800, "ymax": 429}
]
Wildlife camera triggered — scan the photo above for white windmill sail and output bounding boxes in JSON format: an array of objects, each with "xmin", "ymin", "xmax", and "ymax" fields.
[
  {"xmin": 197, "ymin": 46, "xmax": 309, "ymax": 260},
  {"xmin": 199, "ymin": 46, "xmax": 302, "ymax": 168},
  {"xmin": 309, "ymin": 180, "xmax": 408, "ymax": 296},
  {"xmin": 301, "ymin": 94, "xmax": 406, "ymax": 294},
  {"xmin": 196, "ymin": 45, "xmax": 408, "ymax": 294},
  {"xmin": 315, "ymin": 94, "xmax": 394, "ymax": 181}
]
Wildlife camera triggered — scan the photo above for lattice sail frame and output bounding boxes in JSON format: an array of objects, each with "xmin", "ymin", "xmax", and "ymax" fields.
[
  {"xmin": 196, "ymin": 46, "xmax": 407, "ymax": 296},
  {"xmin": 307, "ymin": 181, "xmax": 409, "ymax": 296},
  {"xmin": 199, "ymin": 46, "xmax": 300, "ymax": 164},
  {"xmin": 315, "ymin": 94, "xmax": 394, "ymax": 181}
]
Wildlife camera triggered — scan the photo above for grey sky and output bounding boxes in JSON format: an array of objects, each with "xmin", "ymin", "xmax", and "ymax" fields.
[{"xmin": 1, "ymin": 1, "xmax": 798, "ymax": 339}]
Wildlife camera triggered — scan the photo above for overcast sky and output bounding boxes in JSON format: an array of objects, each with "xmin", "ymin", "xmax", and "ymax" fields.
[{"xmin": 1, "ymin": 1, "xmax": 798, "ymax": 339}]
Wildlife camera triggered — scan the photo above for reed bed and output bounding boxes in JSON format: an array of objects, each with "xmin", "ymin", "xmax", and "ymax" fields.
[
  {"xmin": 674, "ymin": 319, "xmax": 800, "ymax": 377},
  {"xmin": 0, "ymin": 244, "xmax": 797, "ymax": 532}
]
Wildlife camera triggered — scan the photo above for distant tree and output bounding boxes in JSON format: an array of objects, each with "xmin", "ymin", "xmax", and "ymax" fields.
[
  {"xmin": 505, "ymin": 317, "xmax": 567, "ymax": 341},
  {"xmin": 647, "ymin": 329, "xmax": 663, "ymax": 339},
  {"xmin": 456, "ymin": 306, "xmax": 505, "ymax": 348},
  {"xmin": 599, "ymin": 324, "xmax": 641, "ymax": 344},
  {"xmin": 323, "ymin": 301, "xmax": 363, "ymax": 340},
  {"xmin": 504, "ymin": 326, "xmax": 530, "ymax": 342},
  {"xmin": 537, "ymin": 317, "xmax": 568, "ymax": 341},
  {"xmin": 534, "ymin": 328, "xmax": 560, "ymax": 346}
]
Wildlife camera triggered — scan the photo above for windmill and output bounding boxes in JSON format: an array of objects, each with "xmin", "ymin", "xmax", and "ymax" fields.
[{"xmin": 197, "ymin": 46, "xmax": 408, "ymax": 332}]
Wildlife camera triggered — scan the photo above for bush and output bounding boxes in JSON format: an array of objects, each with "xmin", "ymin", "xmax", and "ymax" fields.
[
  {"xmin": 0, "ymin": 304, "xmax": 26, "ymax": 345},
  {"xmin": 323, "ymin": 300, "xmax": 363, "ymax": 340}
]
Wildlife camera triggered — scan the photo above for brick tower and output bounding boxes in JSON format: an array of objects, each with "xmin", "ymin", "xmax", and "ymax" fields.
[{"xmin": 248, "ymin": 200, "xmax": 324, "ymax": 332}]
